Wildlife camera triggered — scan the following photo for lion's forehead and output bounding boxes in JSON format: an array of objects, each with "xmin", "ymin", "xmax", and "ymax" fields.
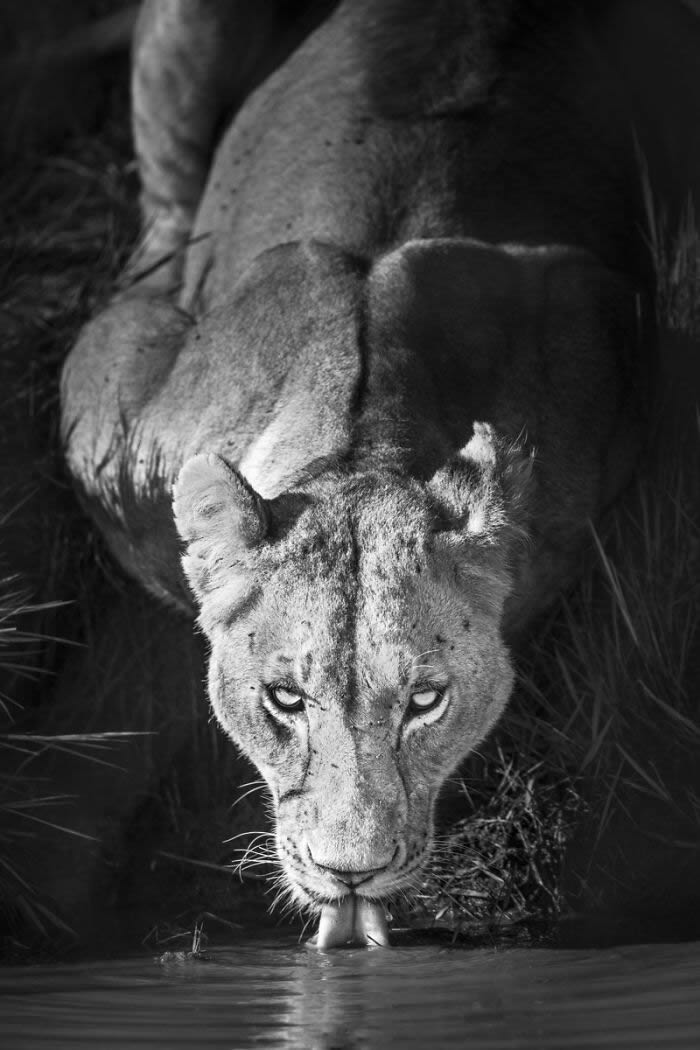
[
  {"xmin": 284, "ymin": 635, "xmax": 409, "ymax": 681},
  {"xmin": 256, "ymin": 561, "xmax": 449, "ymax": 669},
  {"xmin": 269, "ymin": 475, "xmax": 434, "ymax": 568},
  {"xmin": 265, "ymin": 503, "xmax": 438, "ymax": 614}
]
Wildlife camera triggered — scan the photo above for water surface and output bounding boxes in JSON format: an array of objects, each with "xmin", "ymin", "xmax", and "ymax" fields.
[{"xmin": 2, "ymin": 935, "xmax": 700, "ymax": 1049}]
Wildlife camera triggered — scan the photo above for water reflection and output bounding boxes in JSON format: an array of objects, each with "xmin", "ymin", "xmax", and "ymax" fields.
[
  {"xmin": 290, "ymin": 949, "xmax": 358, "ymax": 1049},
  {"xmin": 282, "ymin": 943, "xmax": 523, "ymax": 1050},
  {"xmin": 2, "ymin": 937, "xmax": 700, "ymax": 1049}
]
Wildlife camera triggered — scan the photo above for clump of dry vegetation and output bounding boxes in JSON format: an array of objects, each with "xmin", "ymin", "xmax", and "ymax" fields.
[{"xmin": 408, "ymin": 755, "xmax": 580, "ymax": 934}]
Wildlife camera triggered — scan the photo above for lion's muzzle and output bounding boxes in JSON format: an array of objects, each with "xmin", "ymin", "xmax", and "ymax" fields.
[{"xmin": 277, "ymin": 721, "xmax": 413, "ymax": 907}]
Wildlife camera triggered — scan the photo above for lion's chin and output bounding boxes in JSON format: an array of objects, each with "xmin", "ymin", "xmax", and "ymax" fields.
[{"xmin": 307, "ymin": 895, "xmax": 391, "ymax": 949}]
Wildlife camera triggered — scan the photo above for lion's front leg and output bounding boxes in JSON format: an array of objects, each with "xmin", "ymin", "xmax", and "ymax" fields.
[{"xmin": 61, "ymin": 295, "xmax": 192, "ymax": 504}]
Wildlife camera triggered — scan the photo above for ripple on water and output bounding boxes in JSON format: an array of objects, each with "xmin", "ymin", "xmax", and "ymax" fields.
[{"xmin": 1, "ymin": 939, "xmax": 700, "ymax": 1049}]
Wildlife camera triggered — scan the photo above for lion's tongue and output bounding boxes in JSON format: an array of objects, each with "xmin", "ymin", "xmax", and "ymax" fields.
[{"xmin": 316, "ymin": 897, "xmax": 390, "ymax": 948}]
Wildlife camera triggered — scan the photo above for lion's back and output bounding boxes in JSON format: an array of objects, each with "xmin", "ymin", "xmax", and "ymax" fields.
[{"xmin": 181, "ymin": 0, "xmax": 646, "ymax": 314}]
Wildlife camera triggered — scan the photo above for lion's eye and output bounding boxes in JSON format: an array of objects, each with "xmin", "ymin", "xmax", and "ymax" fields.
[
  {"xmin": 268, "ymin": 686, "xmax": 305, "ymax": 713},
  {"xmin": 409, "ymin": 688, "xmax": 444, "ymax": 713}
]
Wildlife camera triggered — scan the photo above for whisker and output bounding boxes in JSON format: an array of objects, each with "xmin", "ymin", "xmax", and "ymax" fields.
[
  {"xmin": 232, "ymin": 844, "xmax": 276, "ymax": 858},
  {"xmin": 233, "ymin": 855, "xmax": 277, "ymax": 872},
  {"xmin": 298, "ymin": 914, "xmax": 315, "ymax": 942},
  {"xmin": 223, "ymin": 829, "xmax": 272, "ymax": 845},
  {"xmin": 268, "ymin": 886, "xmax": 292, "ymax": 917},
  {"xmin": 233, "ymin": 852, "xmax": 277, "ymax": 867},
  {"xmin": 233, "ymin": 840, "xmax": 277, "ymax": 876},
  {"xmin": 229, "ymin": 784, "xmax": 269, "ymax": 812}
]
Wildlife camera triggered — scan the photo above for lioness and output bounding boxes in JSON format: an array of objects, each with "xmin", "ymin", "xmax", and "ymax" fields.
[{"xmin": 61, "ymin": 0, "xmax": 700, "ymax": 946}]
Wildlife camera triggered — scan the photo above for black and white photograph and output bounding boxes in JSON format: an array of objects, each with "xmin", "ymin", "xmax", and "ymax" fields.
[{"xmin": 1, "ymin": 1, "xmax": 699, "ymax": 1047}]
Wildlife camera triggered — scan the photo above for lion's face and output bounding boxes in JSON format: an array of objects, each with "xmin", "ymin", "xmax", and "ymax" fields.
[{"xmin": 173, "ymin": 428, "xmax": 525, "ymax": 911}]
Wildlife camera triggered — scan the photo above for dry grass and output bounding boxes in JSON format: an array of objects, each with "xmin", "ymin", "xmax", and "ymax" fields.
[
  {"xmin": 0, "ymin": 74, "xmax": 142, "ymax": 952},
  {"xmin": 0, "ymin": 572, "xmax": 154, "ymax": 945},
  {"xmin": 642, "ymin": 163, "xmax": 700, "ymax": 335}
]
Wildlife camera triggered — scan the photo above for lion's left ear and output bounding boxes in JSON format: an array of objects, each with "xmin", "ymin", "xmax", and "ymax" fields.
[
  {"xmin": 173, "ymin": 453, "xmax": 269, "ymax": 603},
  {"xmin": 428, "ymin": 421, "xmax": 533, "ymax": 545}
]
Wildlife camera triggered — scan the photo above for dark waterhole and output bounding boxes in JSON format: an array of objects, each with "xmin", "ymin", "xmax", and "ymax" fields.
[{"xmin": 2, "ymin": 936, "xmax": 700, "ymax": 1049}]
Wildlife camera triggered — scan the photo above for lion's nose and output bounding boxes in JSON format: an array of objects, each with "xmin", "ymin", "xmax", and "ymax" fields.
[
  {"xmin": 312, "ymin": 863, "xmax": 382, "ymax": 887},
  {"xmin": 308, "ymin": 845, "xmax": 399, "ymax": 886}
]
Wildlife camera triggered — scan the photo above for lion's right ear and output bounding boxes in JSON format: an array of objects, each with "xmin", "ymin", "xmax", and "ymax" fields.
[{"xmin": 172, "ymin": 454, "xmax": 269, "ymax": 602}]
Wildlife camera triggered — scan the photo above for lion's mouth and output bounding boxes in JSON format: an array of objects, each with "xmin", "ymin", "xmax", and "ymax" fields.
[
  {"xmin": 279, "ymin": 838, "xmax": 431, "ymax": 947},
  {"xmin": 310, "ymin": 894, "xmax": 390, "ymax": 949}
]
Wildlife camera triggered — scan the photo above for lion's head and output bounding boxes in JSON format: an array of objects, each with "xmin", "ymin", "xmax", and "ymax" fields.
[{"xmin": 173, "ymin": 423, "xmax": 529, "ymax": 944}]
